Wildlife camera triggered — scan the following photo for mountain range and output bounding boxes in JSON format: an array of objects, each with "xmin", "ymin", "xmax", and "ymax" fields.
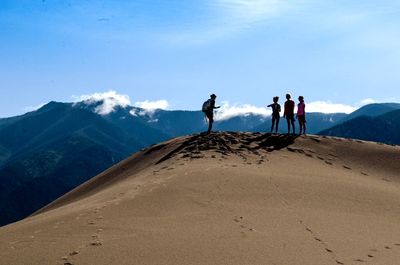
[
  {"xmin": 0, "ymin": 100, "xmax": 399, "ymax": 226},
  {"xmin": 320, "ymin": 109, "xmax": 400, "ymax": 145}
]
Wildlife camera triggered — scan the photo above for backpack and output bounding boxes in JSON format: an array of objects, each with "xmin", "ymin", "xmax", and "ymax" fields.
[{"xmin": 202, "ymin": 99, "xmax": 211, "ymax": 112}]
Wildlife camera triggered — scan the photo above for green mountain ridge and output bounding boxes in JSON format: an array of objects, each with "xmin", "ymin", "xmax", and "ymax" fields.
[{"xmin": 1, "ymin": 101, "xmax": 399, "ymax": 226}]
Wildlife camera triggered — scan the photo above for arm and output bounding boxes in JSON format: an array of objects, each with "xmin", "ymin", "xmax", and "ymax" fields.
[{"xmin": 210, "ymin": 100, "xmax": 220, "ymax": 109}]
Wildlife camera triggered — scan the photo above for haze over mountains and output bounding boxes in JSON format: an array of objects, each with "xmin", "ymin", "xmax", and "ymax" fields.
[{"xmin": 0, "ymin": 100, "xmax": 399, "ymax": 226}]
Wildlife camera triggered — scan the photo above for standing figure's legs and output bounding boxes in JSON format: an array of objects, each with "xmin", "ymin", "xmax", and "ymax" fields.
[
  {"xmin": 271, "ymin": 116, "xmax": 276, "ymax": 133},
  {"xmin": 298, "ymin": 119, "xmax": 302, "ymax": 134},
  {"xmin": 286, "ymin": 118, "xmax": 291, "ymax": 134},
  {"xmin": 206, "ymin": 111, "xmax": 214, "ymax": 134},
  {"xmin": 275, "ymin": 116, "xmax": 280, "ymax": 133},
  {"xmin": 298, "ymin": 116, "xmax": 306, "ymax": 135},
  {"xmin": 291, "ymin": 118, "xmax": 295, "ymax": 135},
  {"xmin": 207, "ymin": 120, "xmax": 213, "ymax": 134}
]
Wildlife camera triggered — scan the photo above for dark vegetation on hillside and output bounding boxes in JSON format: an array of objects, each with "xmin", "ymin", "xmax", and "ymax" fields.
[{"xmin": 0, "ymin": 101, "xmax": 399, "ymax": 226}]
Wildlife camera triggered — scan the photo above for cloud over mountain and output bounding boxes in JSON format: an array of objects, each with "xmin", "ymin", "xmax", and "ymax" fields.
[{"xmin": 73, "ymin": 90, "xmax": 131, "ymax": 115}]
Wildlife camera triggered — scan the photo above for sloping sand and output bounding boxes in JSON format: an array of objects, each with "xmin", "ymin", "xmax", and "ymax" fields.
[{"xmin": 1, "ymin": 132, "xmax": 400, "ymax": 265}]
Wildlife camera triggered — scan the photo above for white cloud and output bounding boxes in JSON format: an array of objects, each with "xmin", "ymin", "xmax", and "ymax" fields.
[
  {"xmin": 166, "ymin": 0, "xmax": 291, "ymax": 44},
  {"xmin": 359, "ymin": 98, "xmax": 377, "ymax": 105},
  {"xmin": 73, "ymin": 90, "xmax": 131, "ymax": 115},
  {"xmin": 306, "ymin": 101, "xmax": 357, "ymax": 114},
  {"xmin": 134, "ymin": 100, "xmax": 169, "ymax": 110},
  {"xmin": 131, "ymin": 99, "xmax": 170, "ymax": 116},
  {"xmin": 23, "ymin": 103, "xmax": 46, "ymax": 112},
  {"xmin": 214, "ymin": 100, "xmax": 359, "ymax": 120},
  {"xmin": 215, "ymin": 101, "xmax": 271, "ymax": 121}
]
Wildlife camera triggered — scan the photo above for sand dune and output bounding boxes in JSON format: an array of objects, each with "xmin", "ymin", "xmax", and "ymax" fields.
[{"xmin": 1, "ymin": 132, "xmax": 400, "ymax": 265}]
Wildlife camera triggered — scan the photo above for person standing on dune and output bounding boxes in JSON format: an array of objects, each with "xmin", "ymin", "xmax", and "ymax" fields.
[
  {"xmin": 283, "ymin": 93, "xmax": 295, "ymax": 135},
  {"xmin": 267, "ymin": 96, "xmax": 281, "ymax": 133},
  {"xmin": 297, "ymin": 96, "xmax": 306, "ymax": 135},
  {"xmin": 202, "ymin": 94, "xmax": 221, "ymax": 134}
]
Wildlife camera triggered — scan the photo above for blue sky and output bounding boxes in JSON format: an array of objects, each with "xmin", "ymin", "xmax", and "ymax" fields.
[{"xmin": 1, "ymin": 0, "xmax": 400, "ymax": 118}]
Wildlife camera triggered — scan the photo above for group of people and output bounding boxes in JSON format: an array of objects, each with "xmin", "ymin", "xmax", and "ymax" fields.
[
  {"xmin": 202, "ymin": 93, "xmax": 306, "ymax": 135},
  {"xmin": 267, "ymin": 94, "xmax": 306, "ymax": 135}
]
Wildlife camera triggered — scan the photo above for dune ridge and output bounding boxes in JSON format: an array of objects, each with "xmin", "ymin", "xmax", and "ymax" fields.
[{"xmin": 1, "ymin": 132, "xmax": 400, "ymax": 265}]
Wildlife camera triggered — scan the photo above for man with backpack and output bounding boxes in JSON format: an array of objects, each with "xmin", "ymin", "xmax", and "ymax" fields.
[
  {"xmin": 202, "ymin": 94, "xmax": 221, "ymax": 134},
  {"xmin": 283, "ymin": 93, "xmax": 295, "ymax": 135}
]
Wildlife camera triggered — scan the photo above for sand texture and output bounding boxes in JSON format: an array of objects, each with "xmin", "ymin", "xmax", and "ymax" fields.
[{"xmin": 1, "ymin": 132, "xmax": 400, "ymax": 265}]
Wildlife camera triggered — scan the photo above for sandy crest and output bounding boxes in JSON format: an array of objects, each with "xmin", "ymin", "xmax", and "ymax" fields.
[{"xmin": 0, "ymin": 132, "xmax": 399, "ymax": 265}]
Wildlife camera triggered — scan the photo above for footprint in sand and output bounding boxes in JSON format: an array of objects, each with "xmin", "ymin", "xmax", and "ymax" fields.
[
  {"xmin": 354, "ymin": 258, "xmax": 365, "ymax": 262},
  {"xmin": 233, "ymin": 216, "xmax": 243, "ymax": 223},
  {"xmin": 310, "ymin": 138, "xmax": 321, "ymax": 143},
  {"xmin": 69, "ymin": 250, "xmax": 79, "ymax": 256},
  {"xmin": 343, "ymin": 165, "xmax": 352, "ymax": 170},
  {"xmin": 335, "ymin": 261, "xmax": 344, "ymax": 265},
  {"xmin": 325, "ymin": 248, "xmax": 333, "ymax": 253},
  {"xmin": 361, "ymin": 172, "xmax": 369, "ymax": 176},
  {"xmin": 90, "ymin": 235, "xmax": 103, "ymax": 246},
  {"xmin": 324, "ymin": 161, "xmax": 333, "ymax": 165}
]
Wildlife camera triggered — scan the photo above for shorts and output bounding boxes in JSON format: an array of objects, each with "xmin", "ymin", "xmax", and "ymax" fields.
[
  {"xmin": 205, "ymin": 111, "xmax": 214, "ymax": 122},
  {"xmin": 272, "ymin": 113, "xmax": 280, "ymax": 122},
  {"xmin": 297, "ymin": 115, "xmax": 306, "ymax": 123},
  {"xmin": 285, "ymin": 114, "xmax": 295, "ymax": 122}
]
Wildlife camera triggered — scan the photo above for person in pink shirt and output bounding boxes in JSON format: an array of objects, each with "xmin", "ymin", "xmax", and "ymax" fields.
[{"xmin": 296, "ymin": 96, "xmax": 306, "ymax": 135}]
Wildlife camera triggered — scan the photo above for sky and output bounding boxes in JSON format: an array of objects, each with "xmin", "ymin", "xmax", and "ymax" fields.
[{"xmin": 1, "ymin": 0, "xmax": 400, "ymax": 118}]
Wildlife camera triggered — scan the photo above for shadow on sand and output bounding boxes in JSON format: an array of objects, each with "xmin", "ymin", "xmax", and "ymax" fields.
[{"xmin": 156, "ymin": 132, "xmax": 299, "ymax": 164}]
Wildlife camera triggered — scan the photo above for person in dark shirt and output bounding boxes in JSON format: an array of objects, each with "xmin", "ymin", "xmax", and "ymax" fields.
[
  {"xmin": 203, "ymin": 94, "xmax": 220, "ymax": 134},
  {"xmin": 283, "ymin": 93, "xmax": 295, "ymax": 134},
  {"xmin": 267, "ymin": 96, "xmax": 281, "ymax": 133}
]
